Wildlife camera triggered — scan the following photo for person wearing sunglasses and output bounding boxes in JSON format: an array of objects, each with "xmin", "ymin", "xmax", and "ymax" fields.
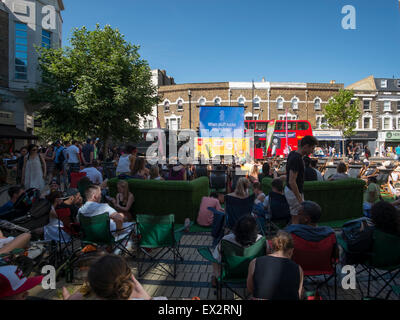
[{"xmin": 21, "ymin": 144, "xmax": 46, "ymax": 192}]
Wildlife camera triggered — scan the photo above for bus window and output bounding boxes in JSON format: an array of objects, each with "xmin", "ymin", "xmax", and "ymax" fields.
[
  {"xmin": 248, "ymin": 122, "xmax": 255, "ymax": 130},
  {"xmin": 255, "ymin": 137, "xmax": 266, "ymax": 150},
  {"xmin": 275, "ymin": 122, "xmax": 284, "ymax": 131},
  {"xmin": 297, "ymin": 122, "xmax": 309, "ymax": 131},
  {"xmin": 256, "ymin": 122, "xmax": 267, "ymax": 131},
  {"xmin": 245, "ymin": 122, "xmax": 249, "ymax": 129},
  {"xmin": 287, "ymin": 122, "xmax": 297, "ymax": 131}
]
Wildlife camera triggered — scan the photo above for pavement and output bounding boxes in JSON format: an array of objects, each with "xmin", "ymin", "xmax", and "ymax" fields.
[{"xmin": 29, "ymin": 230, "xmax": 400, "ymax": 301}]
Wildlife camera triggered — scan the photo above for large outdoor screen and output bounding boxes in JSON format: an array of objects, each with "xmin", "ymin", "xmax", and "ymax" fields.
[{"xmin": 199, "ymin": 106, "xmax": 244, "ymax": 138}]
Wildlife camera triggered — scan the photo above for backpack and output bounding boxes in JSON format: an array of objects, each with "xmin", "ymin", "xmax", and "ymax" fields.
[
  {"xmin": 341, "ymin": 217, "xmax": 374, "ymax": 264},
  {"xmin": 57, "ymin": 147, "xmax": 65, "ymax": 163}
]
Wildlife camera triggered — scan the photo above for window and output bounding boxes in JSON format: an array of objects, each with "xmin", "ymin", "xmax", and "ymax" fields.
[
  {"xmin": 238, "ymin": 97, "xmax": 245, "ymax": 107},
  {"xmin": 297, "ymin": 122, "xmax": 309, "ymax": 131},
  {"xmin": 287, "ymin": 122, "xmax": 297, "ymax": 130},
  {"xmin": 381, "ymin": 80, "xmax": 387, "ymax": 88},
  {"xmin": 314, "ymin": 98, "xmax": 321, "ymax": 110},
  {"xmin": 256, "ymin": 122, "xmax": 267, "ymax": 130},
  {"xmin": 164, "ymin": 101, "xmax": 170, "ymax": 112},
  {"xmin": 177, "ymin": 100, "xmax": 183, "ymax": 111},
  {"xmin": 316, "ymin": 116, "xmax": 327, "ymax": 129},
  {"xmin": 383, "ymin": 117, "xmax": 391, "ymax": 130},
  {"xmin": 291, "ymin": 98, "xmax": 299, "ymax": 110},
  {"xmin": 275, "ymin": 122, "xmax": 284, "ymax": 130},
  {"xmin": 384, "ymin": 101, "xmax": 391, "ymax": 112},
  {"xmin": 148, "ymin": 120, "xmax": 153, "ymax": 128},
  {"xmin": 397, "ymin": 80, "xmax": 400, "ymax": 88},
  {"xmin": 214, "ymin": 98, "xmax": 221, "ymax": 106},
  {"xmin": 199, "ymin": 98, "xmax": 206, "ymax": 106},
  {"xmin": 42, "ymin": 29, "xmax": 51, "ymax": 48},
  {"xmin": 398, "ymin": 118, "xmax": 400, "ymax": 130},
  {"xmin": 363, "ymin": 100, "xmax": 371, "ymax": 110},
  {"xmin": 397, "ymin": 101, "xmax": 400, "ymax": 112},
  {"xmin": 276, "ymin": 98, "xmax": 284, "ymax": 110},
  {"xmin": 253, "ymin": 97, "xmax": 260, "ymax": 109},
  {"xmin": 15, "ymin": 23, "xmax": 28, "ymax": 80},
  {"xmin": 363, "ymin": 117, "xmax": 371, "ymax": 129}
]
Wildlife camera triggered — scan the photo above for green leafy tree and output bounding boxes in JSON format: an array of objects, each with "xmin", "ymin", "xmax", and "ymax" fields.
[
  {"xmin": 323, "ymin": 89, "xmax": 361, "ymax": 158},
  {"xmin": 29, "ymin": 24, "xmax": 160, "ymax": 156}
]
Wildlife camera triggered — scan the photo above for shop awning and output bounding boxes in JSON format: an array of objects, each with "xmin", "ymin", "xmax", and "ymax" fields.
[
  {"xmin": 315, "ymin": 136, "xmax": 344, "ymax": 141},
  {"xmin": 0, "ymin": 125, "xmax": 38, "ymax": 140}
]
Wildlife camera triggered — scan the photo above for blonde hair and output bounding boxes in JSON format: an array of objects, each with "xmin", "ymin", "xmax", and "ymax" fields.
[
  {"xmin": 149, "ymin": 166, "xmax": 160, "ymax": 180},
  {"xmin": 117, "ymin": 180, "xmax": 129, "ymax": 202},
  {"xmin": 235, "ymin": 177, "xmax": 250, "ymax": 198},
  {"xmin": 271, "ymin": 231, "xmax": 294, "ymax": 253}
]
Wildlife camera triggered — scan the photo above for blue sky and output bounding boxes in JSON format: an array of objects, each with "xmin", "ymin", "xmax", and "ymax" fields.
[{"xmin": 62, "ymin": 0, "xmax": 400, "ymax": 86}]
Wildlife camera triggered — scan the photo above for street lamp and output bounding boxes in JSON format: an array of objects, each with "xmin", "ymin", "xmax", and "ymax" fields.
[{"xmin": 188, "ymin": 90, "xmax": 192, "ymax": 129}]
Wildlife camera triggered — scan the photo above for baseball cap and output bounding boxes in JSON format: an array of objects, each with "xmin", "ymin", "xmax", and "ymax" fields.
[{"xmin": 0, "ymin": 265, "xmax": 43, "ymax": 299}]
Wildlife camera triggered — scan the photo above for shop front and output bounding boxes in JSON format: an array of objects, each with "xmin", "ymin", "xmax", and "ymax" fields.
[
  {"xmin": 379, "ymin": 131, "xmax": 400, "ymax": 155},
  {"xmin": 347, "ymin": 131, "xmax": 378, "ymax": 154},
  {"xmin": 313, "ymin": 130, "xmax": 344, "ymax": 155}
]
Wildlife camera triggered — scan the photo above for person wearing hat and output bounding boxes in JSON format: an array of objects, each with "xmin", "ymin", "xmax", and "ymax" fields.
[
  {"xmin": 0, "ymin": 265, "xmax": 43, "ymax": 300},
  {"xmin": 57, "ymin": 189, "xmax": 83, "ymax": 222}
]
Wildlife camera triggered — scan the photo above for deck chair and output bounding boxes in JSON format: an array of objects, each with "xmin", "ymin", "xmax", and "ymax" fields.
[
  {"xmin": 136, "ymin": 214, "xmax": 185, "ymax": 279},
  {"xmin": 197, "ymin": 236, "xmax": 266, "ymax": 300},
  {"xmin": 69, "ymin": 172, "xmax": 86, "ymax": 189},
  {"xmin": 78, "ymin": 212, "xmax": 135, "ymax": 258},
  {"xmin": 358, "ymin": 230, "xmax": 400, "ymax": 299},
  {"xmin": 323, "ymin": 166, "xmax": 337, "ymax": 180},
  {"xmin": 361, "ymin": 165, "xmax": 378, "ymax": 180},
  {"xmin": 291, "ymin": 233, "xmax": 338, "ymax": 300},
  {"xmin": 376, "ymin": 169, "xmax": 394, "ymax": 197},
  {"xmin": 225, "ymin": 194, "xmax": 255, "ymax": 230},
  {"xmin": 348, "ymin": 165, "xmax": 363, "ymax": 179}
]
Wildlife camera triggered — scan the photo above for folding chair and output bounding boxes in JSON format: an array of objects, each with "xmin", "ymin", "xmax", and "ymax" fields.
[
  {"xmin": 55, "ymin": 208, "xmax": 80, "ymax": 253},
  {"xmin": 358, "ymin": 230, "xmax": 400, "ymax": 299},
  {"xmin": 323, "ymin": 166, "xmax": 337, "ymax": 180},
  {"xmin": 376, "ymin": 169, "xmax": 394, "ymax": 197},
  {"xmin": 225, "ymin": 194, "xmax": 255, "ymax": 230},
  {"xmin": 197, "ymin": 236, "xmax": 266, "ymax": 300},
  {"xmin": 69, "ymin": 172, "xmax": 86, "ymax": 189},
  {"xmin": 291, "ymin": 233, "xmax": 338, "ymax": 300},
  {"xmin": 78, "ymin": 213, "xmax": 135, "ymax": 259},
  {"xmin": 136, "ymin": 214, "xmax": 185, "ymax": 279},
  {"xmin": 348, "ymin": 165, "xmax": 363, "ymax": 179},
  {"xmin": 210, "ymin": 171, "xmax": 227, "ymax": 193}
]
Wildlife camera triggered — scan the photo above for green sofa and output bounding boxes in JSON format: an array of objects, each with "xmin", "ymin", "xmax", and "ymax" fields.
[
  {"xmin": 107, "ymin": 177, "xmax": 209, "ymax": 224},
  {"xmin": 261, "ymin": 177, "xmax": 366, "ymax": 223}
]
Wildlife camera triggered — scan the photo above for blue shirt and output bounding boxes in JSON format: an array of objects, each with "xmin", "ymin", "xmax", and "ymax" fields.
[
  {"xmin": 285, "ymin": 224, "xmax": 335, "ymax": 242},
  {"xmin": 54, "ymin": 146, "xmax": 65, "ymax": 164},
  {"xmin": 0, "ymin": 201, "xmax": 13, "ymax": 216},
  {"xmin": 396, "ymin": 147, "xmax": 400, "ymax": 156}
]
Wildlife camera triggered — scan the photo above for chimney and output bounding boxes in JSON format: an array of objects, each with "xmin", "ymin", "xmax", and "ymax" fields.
[
  {"xmin": 330, "ymin": 80, "xmax": 336, "ymax": 84},
  {"xmin": 261, "ymin": 77, "xmax": 266, "ymax": 82}
]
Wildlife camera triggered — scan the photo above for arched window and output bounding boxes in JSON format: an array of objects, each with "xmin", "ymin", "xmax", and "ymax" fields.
[
  {"xmin": 253, "ymin": 97, "xmax": 260, "ymax": 109},
  {"xmin": 291, "ymin": 97, "xmax": 299, "ymax": 110},
  {"xmin": 314, "ymin": 98, "xmax": 321, "ymax": 110},
  {"xmin": 214, "ymin": 97, "xmax": 221, "ymax": 106},
  {"xmin": 238, "ymin": 97, "xmax": 245, "ymax": 106},
  {"xmin": 164, "ymin": 101, "xmax": 170, "ymax": 112},
  {"xmin": 277, "ymin": 97, "xmax": 284, "ymax": 110},
  {"xmin": 177, "ymin": 99, "xmax": 183, "ymax": 111},
  {"xmin": 199, "ymin": 98, "xmax": 206, "ymax": 106}
]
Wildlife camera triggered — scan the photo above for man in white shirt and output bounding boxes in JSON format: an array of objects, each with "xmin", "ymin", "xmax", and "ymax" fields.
[
  {"xmin": 66, "ymin": 141, "xmax": 81, "ymax": 165},
  {"xmin": 80, "ymin": 163, "xmax": 103, "ymax": 185},
  {"xmin": 77, "ymin": 185, "xmax": 127, "ymax": 233}
]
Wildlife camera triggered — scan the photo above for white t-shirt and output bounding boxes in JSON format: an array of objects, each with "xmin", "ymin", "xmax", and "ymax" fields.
[
  {"xmin": 66, "ymin": 145, "xmax": 80, "ymax": 164},
  {"xmin": 313, "ymin": 168, "xmax": 324, "ymax": 181},
  {"xmin": 80, "ymin": 167, "xmax": 103, "ymax": 184},
  {"xmin": 78, "ymin": 201, "xmax": 117, "ymax": 231}
]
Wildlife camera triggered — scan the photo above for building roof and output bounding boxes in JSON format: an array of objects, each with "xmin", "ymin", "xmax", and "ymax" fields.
[
  {"xmin": 58, "ymin": 0, "xmax": 65, "ymax": 11},
  {"xmin": 374, "ymin": 78, "xmax": 400, "ymax": 92},
  {"xmin": 346, "ymin": 75, "xmax": 377, "ymax": 91}
]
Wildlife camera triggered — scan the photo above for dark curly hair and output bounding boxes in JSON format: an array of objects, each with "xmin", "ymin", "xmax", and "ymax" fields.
[
  {"xmin": 88, "ymin": 255, "xmax": 134, "ymax": 300},
  {"xmin": 370, "ymin": 201, "xmax": 400, "ymax": 236},
  {"xmin": 233, "ymin": 215, "xmax": 258, "ymax": 247}
]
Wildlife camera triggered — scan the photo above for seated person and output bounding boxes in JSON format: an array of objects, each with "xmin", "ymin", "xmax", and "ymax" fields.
[
  {"xmin": 197, "ymin": 192, "xmax": 223, "ymax": 227},
  {"xmin": 0, "ymin": 265, "xmax": 44, "ymax": 300},
  {"xmin": 363, "ymin": 176, "xmax": 381, "ymax": 218},
  {"xmin": 228, "ymin": 177, "xmax": 250, "ymax": 199},
  {"xmin": 329, "ymin": 162, "xmax": 350, "ymax": 181},
  {"xmin": 131, "ymin": 157, "xmax": 149, "ymax": 180},
  {"xmin": 62, "ymin": 254, "xmax": 166, "ymax": 300},
  {"xmin": 370, "ymin": 201, "xmax": 400, "ymax": 237},
  {"xmin": 252, "ymin": 182, "xmax": 266, "ymax": 205},
  {"xmin": 149, "ymin": 165, "xmax": 164, "ymax": 181},
  {"xmin": 111, "ymin": 180, "xmax": 134, "ymax": 222},
  {"xmin": 247, "ymin": 231, "xmax": 303, "ymax": 300},
  {"xmin": 211, "ymin": 215, "xmax": 262, "ymax": 286},
  {"xmin": 57, "ymin": 189, "xmax": 83, "ymax": 222},
  {"xmin": 167, "ymin": 163, "xmax": 187, "ymax": 181},
  {"xmin": 80, "ymin": 162, "xmax": 103, "ymax": 185},
  {"xmin": 249, "ymin": 165, "xmax": 259, "ymax": 183},
  {"xmin": 46, "ymin": 179, "xmax": 61, "ymax": 196},
  {"xmin": 0, "ymin": 186, "xmax": 25, "ymax": 217},
  {"xmin": 0, "ymin": 230, "xmax": 31, "ymax": 255},
  {"xmin": 310, "ymin": 159, "xmax": 324, "ymax": 181},
  {"xmin": 285, "ymin": 201, "xmax": 335, "ymax": 242},
  {"xmin": 263, "ymin": 178, "xmax": 290, "ymax": 221},
  {"xmin": 77, "ymin": 185, "xmax": 128, "ymax": 233},
  {"xmin": 258, "ymin": 162, "xmax": 274, "ymax": 181},
  {"xmin": 304, "ymin": 156, "xmax": 318, "ymax": 182}
]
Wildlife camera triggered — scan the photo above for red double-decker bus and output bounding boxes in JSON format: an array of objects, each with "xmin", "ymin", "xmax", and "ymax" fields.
[{"xmin": 245, "ymin": 120, "xmax": 313, "ymax": 159}]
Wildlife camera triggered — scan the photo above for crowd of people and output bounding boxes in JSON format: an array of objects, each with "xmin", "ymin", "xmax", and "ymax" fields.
[{"xmin": 1, "ymin": 134, "xmax": 400, "ymax": 300}]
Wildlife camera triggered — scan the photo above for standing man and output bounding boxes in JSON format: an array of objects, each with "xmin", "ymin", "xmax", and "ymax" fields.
[
  {"xmin": 284, "ymin": 136, "xmax": 318, "ymax": 224},
  {"xmin": 54, "ymin": 140, "xmax": 65, "ymax": 185},
  {"xmin": 66, "ymin": 141, "xmax": 81, "ymax": 182},
  {"xmin": 82, "ymin": 139, "xmax": 94, "ymax": 166}
]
